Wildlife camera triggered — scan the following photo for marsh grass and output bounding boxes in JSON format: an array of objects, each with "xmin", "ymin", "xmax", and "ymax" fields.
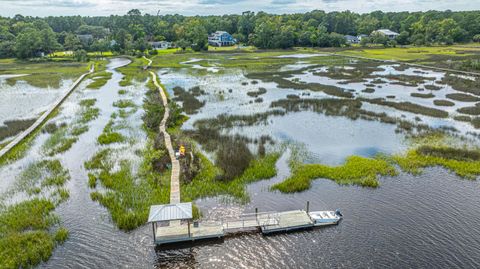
[
  {"xmin": 424, "ymin": 85, "xmax": 442, "ymax": 91},
  {"xmin": 97, "ymin": 132, "xmax": 126, "ymax": 145},
  {"xmin": 2, "ymin": 60, "xmax": 90, "ymax": 88},
  {"xmin": 172, "ymin": 86, "xmax": 206, "ymax": 115},
  {"xmin": 113, "ymin": 99, "xmax": 136, "ymax": 108},
  {"xmin": 87, "ymin": 71, "xmax": 112, "ymax": 89},
  {"xmin": 472, "ymin": 117, "xmax": 480, "ymax": 128},
  {"xmin": 441, "ymin": 74, "xmax": 480, "ymax": 96},
  {"xmin": 182, "ymin": 152, "xmax": 281, "ymax": 202},
  {"xmin": 362, "ymin": 88, "xmax": 375, "ymax": 93},
  {"xmin": 42, "ymin": 127, "xmax": 77, "ymax": 156},
  {"xmin": 384, "ymin": 74, "xmax": 434, "ymax": 87},
  {"xmin": 446, "ymin": 93, "xmax": 480, "ymax": 102},
  {"xmin": 43, "ymin": 99, "xmax": 98, "ymax": 156},
  {"xmin": 0, "ymin": 119, "xmax": 36, "ymax": 141},
  {"xmin": 359, "ymin": 98, "xmax": 449, "ymax": 118},
  {"xmin": 118, "ymin": 57, "xmax": 149, "ymax": 86},
  {"xmin": 0, "ymin": 123, "xmax": 42, "ymax": 166},
  {"xmin": 271, "ymin": 156, "xmax": 397, "ymax": 193},
  {"xmin": 0, "ymin": 158, "xmax": 71, "ymax": 268},
  {"xmin": 85, "ymin": 149, "xmax": 170, "ymax": 230},
  {"xmin": 0, "ymin": 199, "xmax": 66, "ymax": 269},
  {"xmin": 394, "ymin": 147, "xmax": 480, "ymax": 179},
  {"xmin": 457, "ymin": 106, "xmax": 480, "ymax": 115},
  {"xmin": 246, "ymin": 70, "xmax": 354, "ymax": 98},
  {"xmin": 247, "ymin": 88, "xmax": 267, "ymax": 98},
  {"xmin": 434, "ymin": 100, "xmax": 455, "ymax": 107},
  {"xmin": 411, "ymin": 92, "xmax": 435, "ymax": 99}
]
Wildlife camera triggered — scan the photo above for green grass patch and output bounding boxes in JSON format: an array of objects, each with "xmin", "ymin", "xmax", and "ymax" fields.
[
  {"xmin": 394, "ymin": 147, "xmax": 480, "ymax": 179},
  {"xmin": 79, "ymin": 98, "xmax": 97, "ymax": 107},
  {"xmin": 0, "ymin": 198, "xmax": 69, "ymax": 269},
  {"xmin": 85, "ymin": 148, "xmax": 169, "ymax": 231},
  {"xmin": 271, "ymin": 156, "xmax": 397, "ymax": 193},
  {"xmin": 79, "ymin": 107, "xmax": 100, "ymax": 124},
  {"xmin": 1, "ymin": 60, "xmax": 90, "ymax": 88},
  {"xmin": 117, "ymin": 57, "xmax": 149, "ymax": 86},
  {"xmin": 182, "ymin": 152, "xmax": 281, "ymax": 202},
  {"xmin": 86, "ymin": 71, "xmax": 112, "ymax": 89},
  {"xmin": 97, "ymin": 132, "xmax": 125, "ymax": 145},
  {"xmin": 113, "ymin": 99, "xmax": 136, "ymax": 108}
]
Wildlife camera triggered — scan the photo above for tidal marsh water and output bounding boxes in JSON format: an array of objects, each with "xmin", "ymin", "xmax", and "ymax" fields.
[{"xmin": 2, "ymin": 55, "xmax": 480, "ymax": 268}]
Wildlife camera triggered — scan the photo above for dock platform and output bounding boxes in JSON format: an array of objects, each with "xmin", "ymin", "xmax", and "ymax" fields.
[
  {"xmin": 261, "ymin": 210, "xmax": 314, "ymax": 234},
  {"xmin": 155, "ymin": 223, "xmax": 224, "ymax": 244},
  {"xmin": 151, "ymin": 208, "xmax": 318, "ymax": 246}
]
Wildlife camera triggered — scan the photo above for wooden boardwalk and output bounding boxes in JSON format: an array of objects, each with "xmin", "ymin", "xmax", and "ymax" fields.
[
  {"xmin": 149, "ymin": 70, "xmax": 181, "ymax": 205},
  {"xmin": 0, "ymin": 65, "xmax": 94, "ymax": 160}
]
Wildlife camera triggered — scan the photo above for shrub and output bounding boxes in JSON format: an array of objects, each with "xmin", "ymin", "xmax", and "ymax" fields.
[{"xmin": 216, "ymin": 139, "xmax": 253, "ymax": 181}]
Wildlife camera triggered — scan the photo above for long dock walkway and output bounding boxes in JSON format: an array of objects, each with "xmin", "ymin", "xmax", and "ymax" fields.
[
  {"xmin": 152, "ymin": 209, "xmax": 325, "ymax": 245},
  {"xmin": 149, "ymin": 70, "xmax": 181, "ymax": 204},
  {"xmin": 0, "ymin": 64, "xmax": 94, "ymax": 160}
]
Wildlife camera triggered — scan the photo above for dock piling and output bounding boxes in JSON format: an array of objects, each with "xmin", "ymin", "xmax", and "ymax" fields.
[{"xmin": 306, "ymin": 201, "xmax": 310, "ymax": 213}]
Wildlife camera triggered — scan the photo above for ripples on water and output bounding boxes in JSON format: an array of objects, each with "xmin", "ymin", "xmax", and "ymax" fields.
[{"xmin": 6, "ymin": 58, "xmax": 478, "ymax": 268}]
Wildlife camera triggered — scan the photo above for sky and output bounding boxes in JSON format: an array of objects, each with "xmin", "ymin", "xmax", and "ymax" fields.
[{"xmin": 0, "ymin": 0, "xmax": 479, "ymax": 17}]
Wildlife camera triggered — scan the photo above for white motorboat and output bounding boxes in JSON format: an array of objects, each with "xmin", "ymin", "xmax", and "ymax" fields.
[{"xmin": 308, "ymin": 210, "xmax": 343, "ymax": 226}]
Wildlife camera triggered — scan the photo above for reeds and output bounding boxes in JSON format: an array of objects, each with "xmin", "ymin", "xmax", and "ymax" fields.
[{"xmin": 271, "ymin": 156, "xmax": 397, "ymax": 193}]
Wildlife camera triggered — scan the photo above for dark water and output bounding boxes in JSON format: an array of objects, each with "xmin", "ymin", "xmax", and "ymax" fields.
[
  {"xmin": 43, "ymin": 148, "xmax": 480, "ymax": 268},
  {"xmin": 38, "ymin": 60, "xmax": 480, "ymax": 268},
  {"xmin": 161, "ymin": 154, "xmax": 480, "ymax": 269}
]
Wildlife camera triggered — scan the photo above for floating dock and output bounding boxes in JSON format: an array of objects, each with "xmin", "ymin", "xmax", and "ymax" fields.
[{"xmin": 149, "ymin": 202, "xmax": 339, "ymax": 246}]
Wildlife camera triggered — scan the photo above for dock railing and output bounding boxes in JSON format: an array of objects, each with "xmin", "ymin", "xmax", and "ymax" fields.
[{"xmin": 220, "ymin": 211, "xmax": 280, "ymax": 232}]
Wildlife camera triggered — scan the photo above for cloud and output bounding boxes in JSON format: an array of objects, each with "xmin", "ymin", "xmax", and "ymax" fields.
[
  {"xmin": 0, "ymin": 0, "xmax": 478, "ymax": 17},
  {"xmin": 198, "ymin": 0, "xmax": 246, "ymax": 4},
  {"xmin": 271, "ymin": 0, "xmax": 296, "ymax": 4},
  {"xmin": 0, "ymin": 0, "xmax": 97, "ymax": 8}
]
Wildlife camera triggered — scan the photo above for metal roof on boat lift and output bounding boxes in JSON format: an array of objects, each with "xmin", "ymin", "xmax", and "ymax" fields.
[{"xmin": 148, "ymin": 202, "xmax": 193, "ymax": 222}]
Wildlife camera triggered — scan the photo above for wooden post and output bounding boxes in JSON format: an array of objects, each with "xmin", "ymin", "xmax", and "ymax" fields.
[
  {"xmin": 152, "ymin": 223, "xmax": 156, "ymax": 243},
  {"xmin": 306, "ymin": 201, "xmax": 310, "ymax": 213},
  {"xmin": 255, "ymin": 208, "xmax": 258, "ymax": 221},
  {"xmin": 187, "ymin": 220, "xmax": 191, "ymax": 238}
]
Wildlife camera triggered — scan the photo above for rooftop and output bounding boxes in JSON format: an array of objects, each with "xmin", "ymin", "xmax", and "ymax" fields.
[
  {"xmin": 148, "ymin": 202, "xmax": 192, "ymax": 222},
  {"xmin": 376, "ymin": 29, "xmax": 399, "ymax": 35}
]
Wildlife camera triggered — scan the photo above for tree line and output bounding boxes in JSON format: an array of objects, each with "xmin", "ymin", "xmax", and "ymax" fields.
[{"xmin": 1, "ymin": 9, "xmax": 480, "ymax": 59}]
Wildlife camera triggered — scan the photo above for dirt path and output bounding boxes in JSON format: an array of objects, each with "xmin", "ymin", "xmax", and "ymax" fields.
[
  {"xmin": 149, "ymin": 70, "xmax": 181, "ymax": 204},
  {"xmin": 0, "ymin": 64, "xmax": 94, "ymax": 160}
]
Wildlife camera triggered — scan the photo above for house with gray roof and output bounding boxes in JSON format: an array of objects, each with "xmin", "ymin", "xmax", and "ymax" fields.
[{"xmin": 372, "ymin": 29, "xmax": 399, "ymax": 40}]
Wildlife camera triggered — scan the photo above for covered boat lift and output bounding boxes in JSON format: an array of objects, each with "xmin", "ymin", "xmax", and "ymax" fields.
[{"xmin": 148, "ymin": 202, "xmax": 224, "ymax": 244}]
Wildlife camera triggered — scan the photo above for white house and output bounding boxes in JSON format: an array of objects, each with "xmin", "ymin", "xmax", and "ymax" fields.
[
  {"xmin": 345, "ymin": 35, "xmax": 359, "ymax": 44},
  {"xmin": 357, "ymin": 34, "xmax": 368, "ymax": 41},
  {"xmin": 372, "ymin": 29, "xmax": 399, "ymax": 40},
  {"xmin": 149, "ymin": 41, "xmax": 172, "ymax": 50},
  {"xmin": 208, "ymin": 31, "xmax": 236, "ymax": 47}
]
